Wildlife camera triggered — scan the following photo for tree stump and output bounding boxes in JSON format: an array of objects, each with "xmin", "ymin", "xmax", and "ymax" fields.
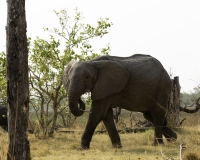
[{"xmin": 167, "ymin": 76, "xmax": 181, "ymax": 127}]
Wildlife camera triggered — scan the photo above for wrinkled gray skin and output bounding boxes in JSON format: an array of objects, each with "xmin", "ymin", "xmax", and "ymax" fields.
[{"xmin": 63, "ymin": 54, "xmax": 177, "ymax": 150}]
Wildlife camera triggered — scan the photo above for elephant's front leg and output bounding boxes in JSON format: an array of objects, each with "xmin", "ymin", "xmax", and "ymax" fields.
[
  {"xmin": 103, "ymin": 107, "xmax": 122, "ymax": 148},
  {"xmin": 78, "ymin": 97, "xmax": 112, "ymax": 150},
  {"xmin": 79, "ymin": 113, "xmax": 101, "ymax": 150}
]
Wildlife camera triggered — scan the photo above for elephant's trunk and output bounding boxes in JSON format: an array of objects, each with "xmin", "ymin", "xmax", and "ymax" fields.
[
  {"xmin": 179, "ymin": 97, "xmax": 200, "ymax": 113},
  {"xmin": 68, "ymin": 84, "xmax": 85, "ymax": 117}
]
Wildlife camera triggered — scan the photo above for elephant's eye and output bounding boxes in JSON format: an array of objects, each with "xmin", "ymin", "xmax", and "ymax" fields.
[{"xmin": 85, "ymin": 76, "xmax": 89, "ymax": 79}]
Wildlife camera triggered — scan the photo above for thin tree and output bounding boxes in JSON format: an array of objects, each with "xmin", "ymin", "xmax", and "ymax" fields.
[{"xmin": 6, "ymin": 0, "xmax": 30, "ymax": 159}]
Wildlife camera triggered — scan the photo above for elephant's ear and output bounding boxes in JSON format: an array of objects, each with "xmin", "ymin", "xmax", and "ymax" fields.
[
  {"xmin": 62, "ymin": 61, "xmax": 76, "ymax": 90},
  {"xmin": 91, "ymin": 60, "xmax": 129, "ymax": 100}
]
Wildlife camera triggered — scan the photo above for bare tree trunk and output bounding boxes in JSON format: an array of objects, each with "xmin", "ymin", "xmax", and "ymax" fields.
[
  {"xmin": 6, "ymin": 0, "xmax": 30, "ymax": 159},
  {"xmin": 49, "ymin": 104, "xmax": 58, "ymax": 136},
  {"xmin": 40, "ymin": 101, "xmax": 45, "ymax": 136},
  {"xmin": 167, "ymin": 76, "xmax": 181, "ymax": 127},
  {"xmin": 59, "ymin": 111, "xmax": 67, "ymax": 126}
]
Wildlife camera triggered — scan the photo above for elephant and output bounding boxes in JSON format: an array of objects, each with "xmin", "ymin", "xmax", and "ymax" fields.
[
  {"xmin": 0, "ymin": 105, "xmax": 8, "ymax": 131},
  {"xmin": 62, "ymin": 54, "xmax": 177, "ymax": 150}
]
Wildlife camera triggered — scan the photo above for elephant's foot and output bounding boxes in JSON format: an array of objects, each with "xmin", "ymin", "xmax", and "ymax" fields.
[
  {"xmin": 112, "ymin": 142, "xmax": 122, "ymax": 149},
  {"xmin": 76, "ymin": 146, "xmax": 89, "ymax": 151},
  {"xmin": 162, "ymin": 128, "xmax": 177, "ymax": 142},
  {"xmin": 164, "ymin": 133, "xmax": 177, "ymax": 142},
  {"xmin": 165, "ymin": 136, "xmax": 177, "ymax": 142},
  {"xmin": 76, "ymin": 140, "xmax": 90, "ymax": 151}
]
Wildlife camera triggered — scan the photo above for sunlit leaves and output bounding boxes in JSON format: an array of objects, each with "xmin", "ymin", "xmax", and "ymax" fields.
[
  {"xmin": 29, "ymin": 35, "xmax": 65, "ymax": 99},
  {"xmin": 44, "ymin": 8, "xmax": 112, "ymax": 62}
]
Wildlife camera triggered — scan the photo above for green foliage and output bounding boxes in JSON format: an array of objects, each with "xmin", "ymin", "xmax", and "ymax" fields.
[
  {"xmin": 29, "ymin": 35, "xmax": 68, "ymax": 136},
  {"xmin": 29, "ymin": 36, "xmax": 64, "ymax": 93},
  {"xmin": 28, "ymin": 8, "xmax": 112, "ymax": 135},
  {"xmin": 0, "ymin": 51, "xmax": 6, "ymax": 104},
  {"xmin": 44, "ymin": 8, "xmax": 112, "ymax": 62},
  {"xmin": 181, "ymin": 89, "xmax": 200, "ymax": 105}
]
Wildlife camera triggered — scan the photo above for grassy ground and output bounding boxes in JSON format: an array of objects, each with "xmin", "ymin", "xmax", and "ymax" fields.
[{"xmin": 1, "ymin": 112, "xmax": 200, "ymax": 160}]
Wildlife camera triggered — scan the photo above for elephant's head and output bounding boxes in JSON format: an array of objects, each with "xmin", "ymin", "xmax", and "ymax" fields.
[{"xmin": 63, "ymin": 60, "xmax": 129, "ymax": 117}]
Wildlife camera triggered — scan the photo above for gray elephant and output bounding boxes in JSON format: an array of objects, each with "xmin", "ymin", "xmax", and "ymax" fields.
[{"xmin": 63, "ymin": 54, "xmax": 177, "ymax": 150}]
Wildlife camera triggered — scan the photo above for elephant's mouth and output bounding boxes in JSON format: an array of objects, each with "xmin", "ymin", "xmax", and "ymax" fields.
[{"xmin": 78, "ymin": 98, "xmax": 86, "ymax": 111}]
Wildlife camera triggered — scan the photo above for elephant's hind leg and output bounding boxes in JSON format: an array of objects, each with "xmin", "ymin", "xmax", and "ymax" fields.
[
  {"xmin": 150, "ymin": 107, "xmax": 166, "ymax": 146},
  {"xmin": 103, "ymin": 108, "xmax": 122, "ymax": 148},
  {"xmin": 162, "ymin": 119, "xmax": 177, "ymax": 142},
  {"xmin": 143, "ymin": 111, "xmax": 177, "ymax": 143},
  {"xmin": 143, "ymin": 111, "xmax": 163, "ymax": 145}
]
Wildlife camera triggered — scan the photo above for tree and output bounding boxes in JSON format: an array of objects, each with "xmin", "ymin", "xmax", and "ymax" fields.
[
  {"xmin": 6, "ymin": 0, "xmax": 30, "ymax": 159},
  {"xmin": 28, "ymin": 8, "xmax": 112, "ymax": 136},
  {"xmin": 45, "ymin": 8, "xmax": 112, "ymax": 61},
  {"xmin": 29, "ymin": 36, "xmax": 67, "ymax": 136}
]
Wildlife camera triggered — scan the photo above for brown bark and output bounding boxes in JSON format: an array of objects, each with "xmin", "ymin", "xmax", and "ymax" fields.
[
  {"xmin": 6, "ymin": 0, "xmax": 30, "ymax": 159},
  {"xmin": 167, "ymin": 76, "xmax": 181, "ymax": 127},
  {"xmin": 49, "ymin": 104, "xmax": 58, "ymax": 136}
]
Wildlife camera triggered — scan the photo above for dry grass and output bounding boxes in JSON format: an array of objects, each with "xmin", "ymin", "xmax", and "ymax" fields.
[
  {"xmin": 1, "ymin": 126, "xmax": 200, "ymax": 160},
  {"xmin": 0, "ymin": 131, "xmax": 8, "ymax": 160},
  {"xmin": 1, "ymin": 112, "xmax": 200, "ymax": 160}
]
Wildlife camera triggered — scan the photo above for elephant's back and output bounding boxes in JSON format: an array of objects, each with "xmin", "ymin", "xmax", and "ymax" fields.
[
  {"xmin": 126, "ymin": 55, "xmax": 171, "ymax": 90},
  {"xmin": 94, "ymin": 54, "xmax": 171, "ymax": 92},
  {"xmin": 118, "ymin": 54, "xmax": 168, "ymax": 79},
  {"xmin": 93, "ymin": 54, "xmax": 171, "ymax": 86},
  {"xmin": 114, "ymin": 55, "xmax": 171, "ymax": 111},
  {"xmin": 92, "ymin": 54, "xmax": 172, "ymax": 111}
]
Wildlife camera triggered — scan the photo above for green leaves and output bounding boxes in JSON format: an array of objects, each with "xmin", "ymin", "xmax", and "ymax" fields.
[
  {"xmin": 29, "ymin": 35, "xmax": 64, "ymax": 99},
  {"xmin": 44, "ymin": 8, "xmax": 112, "ymax": 62}
]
